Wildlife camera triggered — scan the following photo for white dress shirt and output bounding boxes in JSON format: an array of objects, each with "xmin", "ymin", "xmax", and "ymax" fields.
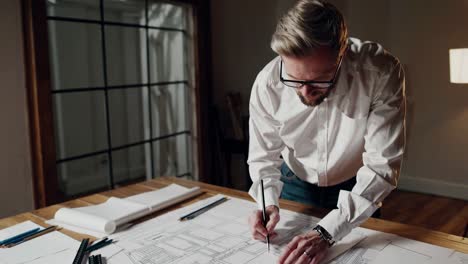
[{"xmin": 248, "ymin": 37, "xmax": 406, "ymax": 241}]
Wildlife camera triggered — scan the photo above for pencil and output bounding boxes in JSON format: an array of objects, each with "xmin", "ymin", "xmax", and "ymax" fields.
[
  {"xmin": 4, "ymin": 226, "xmax": 59, "ymax": 248},
  {"xmin": 179, "ymin": 197, "xmax": 228, "ymax": 221},
  {"xmin": 88, "ymin": 255, "xmax": 96, "ymax": 264},
  {"xmin": 72, "ymin": 238, "xmax": 90, "ymax": 264},
  {"xmin": 86, "ymin": 238, "xmax": 113, "ymax": 252},
  {"xmin": 0, "ymin": 227, "xmax": 40, "ymax": 246},
  {"xmin": 95, "ymin": 254, "xmax": 103, "ymax": 264},
  {"xmin": 260, "ymin": 179, "xmax": 270, "ymax": 252}
]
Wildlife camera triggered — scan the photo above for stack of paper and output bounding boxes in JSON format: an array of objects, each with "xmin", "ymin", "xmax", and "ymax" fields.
[{"xmin": 47, "ymin": 184, "xmax": 201, "ymax": 237}]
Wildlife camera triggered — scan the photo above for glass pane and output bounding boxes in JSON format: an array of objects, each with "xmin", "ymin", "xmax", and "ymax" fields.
[
  {"xmin": 105, "ymin": 26, "xmax": 147, "ymax": 86},
  {"xmin": 151, "ymin": 84, "xmax": 190, "ymax": 138},
  {"xmin": 104, "ymin": 0, "xmax": 146, "ymax": 25},
  {"xmin": 174, "ymin": 134, "xmax": 191, "ymax": 176},
  {"xmin": 112, "ymin": 144, "xmax": 150, "ymax": 184},
  {"xmin": 53, "ymin": 91, "xmax": 108, "ymax": 159},
  {"xmin": 148, "ymin": 30, "xmax": 186, "ymax": 83},
  {"xmin": 109, "ymin": 88, "xmax": 149, "ymax": 147},
  {"xmin": 58, "ymin": 154, "xmax": 110, "ymax": 197},
  {"xmin": 152, "ymin": 134, "xmax": 191, "ymax": 177},
  {"xmin": 148, "ymin": 2, "xmax": 188, "ymax": 30},
  {"xmin": 48, "ymin": 21, "xmax": 104, "ymax": 90},
  {"xmin": 47, "ymin": 0, "xmax": 100, "ymax": 20}
]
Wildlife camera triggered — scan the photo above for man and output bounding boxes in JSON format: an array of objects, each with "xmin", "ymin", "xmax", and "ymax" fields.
[{"xmin": 247, "ymin": 1, "xmax": 406, "ymax": 264}]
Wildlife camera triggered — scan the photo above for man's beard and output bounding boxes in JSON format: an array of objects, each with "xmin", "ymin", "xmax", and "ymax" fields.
[{"xmin": 296, "ymin": 89, "xmax": 331, "ymax": 107}]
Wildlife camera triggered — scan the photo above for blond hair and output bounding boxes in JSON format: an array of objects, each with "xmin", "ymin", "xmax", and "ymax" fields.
[{"xmin": 271, "ymin": 0, "xmax": 348, "ymax": 57}]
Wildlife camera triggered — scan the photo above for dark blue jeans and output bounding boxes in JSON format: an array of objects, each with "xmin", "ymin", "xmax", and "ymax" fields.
[{"xmin": 280, "ymin": 162, "xmax": 381, "ymax": 217}]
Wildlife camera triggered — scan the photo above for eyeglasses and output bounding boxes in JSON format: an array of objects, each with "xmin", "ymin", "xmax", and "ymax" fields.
[{"xmin": 279, "ymin": 55, "xmax": 343, "ymax": 89}]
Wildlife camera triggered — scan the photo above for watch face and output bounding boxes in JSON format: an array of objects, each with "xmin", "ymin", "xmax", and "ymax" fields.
[{"xmin": 313, "ymin": 225, "xmax": 335, "ymax": 247}]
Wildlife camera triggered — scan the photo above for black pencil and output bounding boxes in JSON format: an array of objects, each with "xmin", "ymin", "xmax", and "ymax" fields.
[
  {"xmin": 95, "ymin": 254, "xmax": 103, "ymax": 264},
  {"xmin": 4, "ymin": 226, "xmax": 58, "ymax": 248},
  {"xmin": 88, "ymin": 255, "xmax": 96, "ymax": 264},
  {"xmin": 73, "ymin": 238, "xmax": 89, "ymax": 264},
  {"xmin": 260, "ymin": 179, "xmax": 270, "ymax": 252},
  {"xmin": 86, "ymin": 237, "xmax": 112, "ymax": 252},
  {"xmin": 179, "ymin": 196, "xmax": 228, "ymax": 221}
]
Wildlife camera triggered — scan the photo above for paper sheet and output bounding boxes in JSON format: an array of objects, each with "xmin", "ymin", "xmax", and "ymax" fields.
[
  {"xmin": 449, "ymin": 251, "xmax": 468, "ymax": 264},
  {"xmin": 77, "ymin": 197, "xmax": 148, "ymax": 226},
  {"xmin": 0, "ymin": 231, "xmax": 79, "ymax": 264},
  {"xmin": 371, "ymin": 243, "xmax": 431, "ymax": 264},
  {"xmin": 329, "ymin": 227, "xmax": 457, "ymax": 264},
  {"xmin": 92, "ymin": 243, "xmax": 124, "ymax": 259},
  {"xmin": 47, "ymin": 184, "xmax": 202, "ymax": 236},
  {"xmin": 101, "ymin": 194, "xmax": 465, "ymax": 264},
  {"xmin": 51, "ymin": 197, "xmax": 148, "ymax": 234},
  {"xmin": 104, "ymin": 195, "xmax": 365, "ymax": 264},
  {"xmin": 126, "ymin": 184, "xmax": 202, "ymax": 211},
  {"xmin": 21, "ymin": 241, "xmax": 123, "ymax": 264},
  {"xmin": 45, "ymin": 219, "xmax": 109, "ymax": 238},
  {"xmin": 25, "ymin": 247, "xmax": 78, "ymax": 264},
  {"xmin": 2, "ymin": 197, "xmax": 464, "ymax": 264},
  {"xmin": 52, "ymin": 207, "xmax": 116, "ymax": 234},
  {"xmin": 0, "ymin": 221, "xmax": 44, "ymax": 242}
]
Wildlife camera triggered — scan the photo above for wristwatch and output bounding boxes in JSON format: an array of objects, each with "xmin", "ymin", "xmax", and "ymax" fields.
[{"xmin": 313, "ymin": 225, "xmax": 336, "ymax": 247}]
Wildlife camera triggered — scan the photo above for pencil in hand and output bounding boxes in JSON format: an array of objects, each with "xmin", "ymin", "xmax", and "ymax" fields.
[{"xmin": 260, "ymin": 179, "xmax": 270, "ymax": 252}]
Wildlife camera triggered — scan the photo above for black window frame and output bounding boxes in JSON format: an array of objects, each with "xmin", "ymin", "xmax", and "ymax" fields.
[{"xmin": 22, "ymin": 0, "xmax": 213, "ymax": 207}]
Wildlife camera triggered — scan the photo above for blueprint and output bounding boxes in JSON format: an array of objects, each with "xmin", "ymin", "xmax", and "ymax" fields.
[
  {"xmin": 98, "ymin": 194, "xmax": 467, "ymax": 264},
  {"xmin": 105, "ymin": 195, "xmax": 365, "ymax": 264},
  {"xmin": 329, "ymin": 228, "xmax": 467, "ymax": 264},
  {"xmin": 5, "ymin": 195, "xmax": 465, "ymax": 263}
]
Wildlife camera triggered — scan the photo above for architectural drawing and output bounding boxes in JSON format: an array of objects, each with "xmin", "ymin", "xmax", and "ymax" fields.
[
  {"xmin": 329, "ymin": 227, "xmax": 464, "ymax": 264},
  {"xmin": 105, "ymin": 195, "xmax": 466, "ymax": 264},
  {"xmin": 107, "ymin": 195, "xmax": 363, "ymax": 264}
]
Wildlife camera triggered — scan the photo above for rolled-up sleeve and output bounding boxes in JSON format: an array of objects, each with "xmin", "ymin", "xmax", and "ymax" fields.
[
  {"xmin": 248, "ymin": 72, "xmax": 285, "ymax": 209},
  {"xmin": 319, "ymin": 62, "xmax": 406, "ymax": 241}
]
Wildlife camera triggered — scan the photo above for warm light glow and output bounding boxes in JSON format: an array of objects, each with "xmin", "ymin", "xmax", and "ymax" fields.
[{"xmin": 449, "ymin": 48, "xmax": 468, "ymax": 83}]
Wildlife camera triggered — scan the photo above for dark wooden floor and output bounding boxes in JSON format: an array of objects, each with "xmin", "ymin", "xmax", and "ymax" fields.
[{"xmin": 381, "ymin": 190, "xmax": 468, "ymax": 237}]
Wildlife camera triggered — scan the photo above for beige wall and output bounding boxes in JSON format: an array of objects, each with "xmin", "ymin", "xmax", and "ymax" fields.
[
  {"xmin": 341, "ymin": 0, "xmax": 468, "ymax": 200},
  {"xmin": 210, "ymin": 0, "xmax": 297, "ymax": 189},
  {"xmin": 211, "ymin": 0, "xmax": 288, "ymax": 115},
  {"xmin": 0, "ymin": 0, "xmax": 35, "ymax": 217},
  {"xmin": 211, "ymin": 0, "xmax": 468, "ymax": 200}
]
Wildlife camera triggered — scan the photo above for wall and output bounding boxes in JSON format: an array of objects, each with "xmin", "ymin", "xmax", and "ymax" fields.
[
  {"xmin": 211, "ymin": 0, "xmax": 468, "ymax": 200},
  {"xmin": 341, "ymin": 0, "xmax": 468, "ymax": 200},
  {"xmin": 211, "ymin": 0, "xmax": 294, "ymax": 115},
  {"xmin": 210, "ymin": 0, "xmax": 297, "ymax": 189},
  {"xmin": 0, "ymin": 0, "xmax": 35, "ymax": 217},
  {"xmin": 400, "ymin": 0, "xmax": 468, "ymax": 199}
]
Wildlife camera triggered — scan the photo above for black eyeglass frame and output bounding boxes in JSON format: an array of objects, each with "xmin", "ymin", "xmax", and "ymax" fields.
[{"xmin": 279, "ymin": 54, "xmax": 344, "ymax": 89}]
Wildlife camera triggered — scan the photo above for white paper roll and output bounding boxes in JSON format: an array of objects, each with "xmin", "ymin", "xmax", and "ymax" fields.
[{"xmin": 54, "ymin": 208, "xmax": 116, "ymax": 234}]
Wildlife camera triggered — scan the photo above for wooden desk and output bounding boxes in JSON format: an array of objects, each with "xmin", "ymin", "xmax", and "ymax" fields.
[{"xmin": 1, "ymin": 177, "xmax": 467, "ymax": 253}]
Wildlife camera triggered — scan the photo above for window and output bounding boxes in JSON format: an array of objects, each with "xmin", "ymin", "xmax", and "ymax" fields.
[{"xmin": 43, "ymin": 0, "xmax": 197, "ymax": 198}]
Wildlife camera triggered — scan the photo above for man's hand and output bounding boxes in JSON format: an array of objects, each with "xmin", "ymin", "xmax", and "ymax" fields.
[
  {"xmin": 248, "ymin": 205, "xmax": 280, "ymax": 241},
  {"xmin": 277, "ymin": 230, "xmax": 329, "ymax": 264}
]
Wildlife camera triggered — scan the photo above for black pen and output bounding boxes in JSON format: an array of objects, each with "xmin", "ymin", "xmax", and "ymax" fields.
[
  {"xmin": 179, "ymin": 197, "xmax": 228, "ymax": 221},
  {"xmin": 260, "ymin": 179, "xmax": 270, "ymax": 252}
]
